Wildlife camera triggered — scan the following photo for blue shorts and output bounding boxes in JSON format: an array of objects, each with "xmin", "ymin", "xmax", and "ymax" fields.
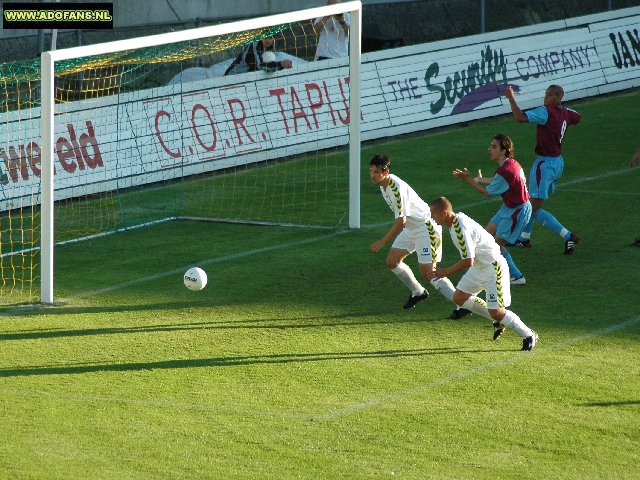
[
  {"xmin": 490, "ymin": 201, "xmax": 532, "ymax": 244},
  {"xmin": 529, "ymin": 155, "xmax": 564, "ymax": 200}
]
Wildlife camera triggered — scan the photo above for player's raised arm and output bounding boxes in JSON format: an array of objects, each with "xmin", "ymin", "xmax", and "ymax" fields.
[{"xmin": 504, "ymin": 86, "xmax": 528, "ymax": 123}]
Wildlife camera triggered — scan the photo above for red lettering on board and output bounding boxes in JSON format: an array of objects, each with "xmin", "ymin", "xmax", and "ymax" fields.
[
  {"xmin": 67, "ymin": 124, "xmax": 86, "ymax": 170},
  {"xmin": 305, "ymin": 83, "xmax": 323, "ymax": 129},
  {"xmin": 1, "ymin": 145, "xmax": 30, "ymax": 182},
  {"xmin": 155, "ymin": 110, "xmax": 181, "ymax": 158},
  {"xmin": 290, "ymin": 86, "xmax": 312, "ymax": 133},
  {"xmin": 269, "ymin": 88, "xmax": 289, "ymax": 134},
  {"xmin": 78, "ymin": 121, "xmax": 104, "ymax": 169},
  {"xmin": 322, "ymin": 81, "xmax": 337, "ymax": 126},
  {"xmin": 56, "ymin": 136, "xmax": 77, "ymax": 173},
  {"xmin": 26, "ymin": 142, "xmax": 41, "ymax": 177},
  {"xmin": 191, "ymin": 103, "xmax": 217, "ymax": 152},
  {"xmin": 0, "ymin": 121, "xmax": 101, "ymax": 184},
  {"xmin": 337, "ymin": 77, "xmax": 350, "ymax": 125},
  {"xmin": 227, "ymin": 98, "xmax": 256, "ymax": 145}
]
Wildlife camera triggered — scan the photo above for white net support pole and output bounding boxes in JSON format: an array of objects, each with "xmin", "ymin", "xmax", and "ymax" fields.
[
  {"xmin": 348, "ymin": 5, "xmax": 361, "ymax": 229},
  {"xmin": 41, "ymin": 53, "xmax": 55, "ymax": 304}
]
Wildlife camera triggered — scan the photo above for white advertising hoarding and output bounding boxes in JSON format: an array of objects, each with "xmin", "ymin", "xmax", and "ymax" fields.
[{"xmin": 1, "ymin": 6, "xmax": 639, "ymax": 212}]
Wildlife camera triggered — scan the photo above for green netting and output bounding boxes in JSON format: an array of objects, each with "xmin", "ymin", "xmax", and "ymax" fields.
[
  {"xmin": 0, "ymin": 23, "xmax": 291, "ymax": 109},
  {"xmin": 0, "ymin": 17, "xmax": 347, "ymax": 299},
  {"xmin": 55, "ymin": 24, "xmax": 290, "ymax": 76}
]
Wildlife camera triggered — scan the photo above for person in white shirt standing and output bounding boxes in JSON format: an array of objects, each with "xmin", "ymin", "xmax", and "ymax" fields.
[
  {"xmin": 369, "ymin": 154, "xmax": 462, "ymax": 316},
  {"xmin": 427, "ymin": 196, "xmax": 538, "ymax": 350},
  {"xmin": 313, "ymin": 0, "xmax": 350, "ymax": 60}
]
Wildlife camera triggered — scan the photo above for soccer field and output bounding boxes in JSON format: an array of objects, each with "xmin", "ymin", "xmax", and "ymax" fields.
[{"xmin": 1, "ymin": 89, "xmax": 639, "ymax": 479}]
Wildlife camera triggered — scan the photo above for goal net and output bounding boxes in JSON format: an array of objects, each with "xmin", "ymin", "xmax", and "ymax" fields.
[{"xmin": 0, "ymin": 2, "xmax": 361, "ymax": 302}]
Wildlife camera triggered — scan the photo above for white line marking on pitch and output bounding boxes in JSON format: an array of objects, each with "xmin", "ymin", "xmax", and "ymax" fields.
[
  {"xmin": 1, "ymin": 316, "xmax": 638, "ymax": 420},
  {"xmin": 555, "ymin": 189, "xmax": 640, "ymax": 196},
  {"xmin": 61, "ymin": 230, "xmax": 352, "ymax": 301},
  {"xmin": 557, "ymin": 168, "xmax": 637, "ymax": 186},
  {"xmin": 61, "ymin": 197, "xmax": 497, "ymax": 301}
]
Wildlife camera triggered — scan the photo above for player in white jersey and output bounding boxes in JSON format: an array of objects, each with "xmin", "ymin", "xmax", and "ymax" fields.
[
  {"xmin": 369, "ymin": 154, "xmax": 462, "ymax": 315},
  {"xmin": 427, "ymin": 196, "xmax": 538, "ymax": 350}
]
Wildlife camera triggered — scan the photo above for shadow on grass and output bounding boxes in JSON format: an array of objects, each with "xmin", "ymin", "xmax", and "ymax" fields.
[
  {"xmin": 0, "ymin": 292, "xmax": 410, "ymax": 318},
  {"xmin": 581, "ymin": 400, "xmax": 640, "ymax": 407},
  {"xmin": 1, "ymin": 301, "xmax": 209, "ymax": 317},
  {"xmin": 0, "ymin": 346, "xmax": 498, "ymax": 377},
  {"xmin": 0, "ymin": 309, "xmax": 453, "ymax": 341}
]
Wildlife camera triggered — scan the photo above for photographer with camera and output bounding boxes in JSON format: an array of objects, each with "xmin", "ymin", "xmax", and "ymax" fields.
[{"xmin": 313, "ymin": 0, "xmax": 350, "ymax": 60}]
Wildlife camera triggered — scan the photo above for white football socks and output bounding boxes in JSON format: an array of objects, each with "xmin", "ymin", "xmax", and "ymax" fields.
[
  {"xmin": 391, "ymin": 263, "xmax": 425, "ymax": 296},
  {"xmin": 430, "ymin": 276, "xmax": 455, "ymax": 302},
  {"xmin": 460, "ymin": 296, "xmax": 533, "ymax": 338},
  {"xmin": 461, "ymin": 296, "xmax": 493, "ymax": 321},
  {"xmin": 498, "ymin": 310, "xmax": 534, "ymax": 338}
]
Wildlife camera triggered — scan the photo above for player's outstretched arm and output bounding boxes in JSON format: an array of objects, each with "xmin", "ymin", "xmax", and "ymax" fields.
[
  {"xmin": 504, "ymin": 86, "xmax": 528, "ymax": 123},
  {"xmin": 427, "ymin": 258, "xmax": 474, "ymax": 280},
  {"xmin": 370, "ymin": 217, "xmax": 405, "ymax": 253},
  {"xmin": 474, "ymin": 169, "xmax": 493, "ymax": 185},
  {"xmin": 453, "ymin": 168, "xmax": 491, "ymax": 197}
]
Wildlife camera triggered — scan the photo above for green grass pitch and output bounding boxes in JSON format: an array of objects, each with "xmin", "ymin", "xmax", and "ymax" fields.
[{"xmin": 1, "ymin": 89, "xmax": 639, "ymax": 479}]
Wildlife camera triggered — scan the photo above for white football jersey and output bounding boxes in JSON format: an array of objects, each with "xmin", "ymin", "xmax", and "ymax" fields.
[
  {"xmin": 379, "ymin": 174, "xmax": 431, "ymax": 234},
  {"xmin": 449, "ymin": 212, "xmax": 502, "ymax": 267}
]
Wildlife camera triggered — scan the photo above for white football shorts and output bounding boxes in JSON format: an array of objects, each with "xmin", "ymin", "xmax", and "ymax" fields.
[
  {"xmin": 456, "ymin": 258, "xmax": 511, "ymax": 309},
  {"xmin": 391, "ymin": 224, "xmax": 443, "ymax": 265}
]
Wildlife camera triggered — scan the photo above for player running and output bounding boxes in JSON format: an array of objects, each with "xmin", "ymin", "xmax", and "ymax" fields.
[
  {"xmin": 427, "ymin": 196, "xmax": 538, "ymax": 350},
  {"xmin": 368, "ymin": 154, "xmax": 467, "ymax": 319}
]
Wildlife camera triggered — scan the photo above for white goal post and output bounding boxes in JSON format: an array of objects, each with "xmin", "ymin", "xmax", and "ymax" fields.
[{"xmin": 40, "ymin": 2, "xmax": 362, "ymax": 304}]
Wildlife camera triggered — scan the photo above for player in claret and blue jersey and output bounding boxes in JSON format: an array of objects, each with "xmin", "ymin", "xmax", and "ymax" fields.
[
  {"xmin": 504, "ymin": 84, "xmax": 582, "ymax": 255},
  {"xmin": 452, "ymin": 134, "xmax": 531, "ymax": 286}
]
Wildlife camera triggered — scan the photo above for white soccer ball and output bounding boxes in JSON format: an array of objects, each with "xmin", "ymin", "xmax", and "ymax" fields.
[
  {"xmin": 184, "ymin": 267, "xmax": 207, "ymax": 291},
  {"xmin": 262, "ymin": 51, "xmax": 277, "ymax": 64}
]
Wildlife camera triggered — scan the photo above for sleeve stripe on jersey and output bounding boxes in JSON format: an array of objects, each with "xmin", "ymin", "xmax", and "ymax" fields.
[
  {"xmin": 452, "ymin": 217, "xmax": 468, "ymax": 258},
  {"xmin": 389, "ymin": 179, "xmax": 403, "ymax": 214},
  {"xmin": 426, "ymin": 220, "xmax": 439, "ymax": 264}
]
